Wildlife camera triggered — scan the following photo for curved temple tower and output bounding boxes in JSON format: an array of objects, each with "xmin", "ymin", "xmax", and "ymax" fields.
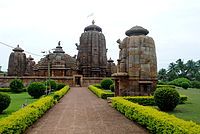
[
  {"xmin": 112, "ymin": 26, "xmax": 157, "ymax": 96},
  {"xmin": 8, "ymin": 45, "xmax": 27, "ymax": 76},
  {"xmin": 76, "ymin": 20, "xmax": 107, "ymax": 77}
]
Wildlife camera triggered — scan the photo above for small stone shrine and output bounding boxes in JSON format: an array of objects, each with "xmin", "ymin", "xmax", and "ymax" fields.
[
  {"xmin": 33, "ymin": 42, "xmax": 77, "ymax": 76},
  {"xmin": 112, "ymin": 26, "xmax": 157, "ymax": 96},
  {"xmin": 76, "ymin": 20, "xmax": 108, "ymax": 77},
  {"xmin": 8, "ymin": 45, "xmax": 27, "ymax": 76}
]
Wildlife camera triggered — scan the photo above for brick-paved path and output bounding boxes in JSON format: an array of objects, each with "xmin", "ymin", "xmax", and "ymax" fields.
[{"xmin": 25, "ymin": 87, "xmax": 148, "ymax": 134}]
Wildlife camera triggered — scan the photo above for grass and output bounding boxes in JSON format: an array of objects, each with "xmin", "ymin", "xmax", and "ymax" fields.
[
  {"xmin": 0, "ymin": 92, "xmax": 38, "ymax": 119},
  {"xmin": 167, "ymin": 87, "xmax": 200, "ymax": 124}
]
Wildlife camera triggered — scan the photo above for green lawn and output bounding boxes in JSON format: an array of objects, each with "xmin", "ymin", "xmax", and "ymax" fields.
[
  {"xmin": 0, "ymin": 92, "xmax": 38, "ymax": 119},
  {"xmin": 168, "ymin": 87, "xmax": 200, "ymax": 124}
]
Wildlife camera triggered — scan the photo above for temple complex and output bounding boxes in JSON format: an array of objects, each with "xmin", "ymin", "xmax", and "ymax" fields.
[
  {"xmin": 5, "ymin": 23, "xmax": 157, "ymax": 93},
  {"xmin": 112, "ymin": 26, "xmax": 157, "ymax": 96}
]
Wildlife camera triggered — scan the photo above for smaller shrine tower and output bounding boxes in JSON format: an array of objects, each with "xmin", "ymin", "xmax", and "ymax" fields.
[
  {"xmin": 77, "ymin": 20, "xmax": 107, "ymax": 77},
  {"xmin": 8, "ymin": 45, "xmax": 27, "ymax": 76},
  {"xmin": 112, "ymin": 26, "xmax": 157, "ymax": 96}
]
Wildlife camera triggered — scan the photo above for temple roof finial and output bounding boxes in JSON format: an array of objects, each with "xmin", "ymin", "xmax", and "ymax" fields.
[
  {"xmin": 92, "ymin": 20, "xmax": 95, "ymax": 25},
  {"xmin": 58, "ymin": 41, "xmax": 61, "ymax": 46}
]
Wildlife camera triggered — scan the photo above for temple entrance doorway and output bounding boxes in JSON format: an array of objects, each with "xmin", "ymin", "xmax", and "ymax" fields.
[{"xmin": 73, "ymin": 75, "xmax": 83, "ymax": 87}]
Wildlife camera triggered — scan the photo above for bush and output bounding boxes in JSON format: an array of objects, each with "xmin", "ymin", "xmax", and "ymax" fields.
[
  {"xmin": 88, "ymin": 85, "xmax": 114, "ymax": 99},
  {"xmin": 101, "ymin": 78, "xmax": 113, "ymax": 90},
  {"xmin": 93, "ymin": 84, "xmax": 102, "ymax": 89},
  {"xmin": 191, "ymin": 81, "xmax": 200, "ymax": 89},
  {"xmin": 45, "ymin": 79, "xmax": 57, "ymax": 90},
  {"xmin": 0, "ymin": 85, "xmax": 70, "ymax": 134},
  {"xmin": 9, "ymin": 79, "xmax": 24, "ymax": 93},
  {"xmin": 154, "ymin": 87, "xmax": 180, "ymax": 111},
  {"xmin": 123, "ymin": 95, "xmax": 187, "ymax": 106},
  {"xmin": 27, "ymin": 82, "xmax": 46, "ymax": 98},
  {"xmin": 0, "ymin": 88, "xmax": 11, "ymax": 92},
  {"xmin": 53, "ymin": 85, "xmax": 70, "ymax": 100},
  {"xmin": 181, "ymin": 82, "xmax": 190, "ymax": 89},
  {"xmin": 169, "ymin": 78, "xmax": 191, "ymax": 87},
  {"xmin": 0, "ymin": 93, "xmax": 11, "ymax": 113},
  {"xmin": 56, "ymin": 83, "xmax": 66, "ymax": 91},
  {"xmin": 111, "ymin": 97, "xmax": 200, "ymax": 134},
  {"xmin": 0, "ymin": 96, "xmax": 54, "ymax": 134},
  {"xmin": 110, "ymin": 84, "xmax": 115, "ymax": 92},
  {"xmin": 156, "ymin": 85, "xmax": 175, "ymax": 89}
]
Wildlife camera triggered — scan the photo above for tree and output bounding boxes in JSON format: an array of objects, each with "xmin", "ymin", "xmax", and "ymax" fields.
[{"xmin": 158, "ymin": 68, "xmax": 167, "ymax": 81}]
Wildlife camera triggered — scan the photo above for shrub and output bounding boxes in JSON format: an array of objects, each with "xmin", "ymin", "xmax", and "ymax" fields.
[
  {"xmin": 181, "ymin": 82, "xmax": 190, "ymax": 89},
  {"xmin": 27, "ymin": 82, "xmax": 46, "ymax": 98},
  {"xmin": 0, "ymin": 88, "xmax": 11, "ymax": 92},
  {"xmin": 154, "ymin": 87, "xmax": 180, "ymax": 111},
  {"xmin": 169, "ymin": 78, "xmax": 191, "ymax": 87},
  {"xmin": 0, "ymin": 93, "xmax": 11, "ymax": 113},
  {"xmin": 156, "ymin": 85, "xmax": 175, "ymax": 89},
  {"xmin": 110, "ymin": 84, "xmax": 115, "ymax": 92},
  {"xmin": 111, "ymin": 97, "xmax": 200, "ymax": 134},
  {"xmin": 0, "ymin": 96, "xmax": 54, "ymax": 134},
  {"xmin": 101, "ymin": 78, "xmax": 113, "ymax": 90},
  {"xmin": 0, "ymin": 85, "xmax": 70, "ymax": 134},
  {"xmin": 88, "ymin": 85, "xmax": 114, "ymax": 99},
  {"xmin": 53, "ymin": 85, "xmax": 70, "ymax": 100},
  {"xmin": 93, "ymin": 84, "xmax": 102, "ymax": 89},
  {"xmin": 191, "ymin": 81, "xmax": 200, "ymax": 89},
  {"xmin": 45, "ymin": 79, "xmax": 57, "ymax": 90},
  {"xmin": 56, "ymin": 83, "xmax": 66, "ymax": 91},
  {"xmin": 157, "ymin": 81, "xmax": 168, "ymax": 85},
  {"xmin": 9, "ymin": 79, "xmax": 24, "ymax": 93},
  {"xmin": 123, "ymin": 95, "xmax": 187, "ymax": 106}
]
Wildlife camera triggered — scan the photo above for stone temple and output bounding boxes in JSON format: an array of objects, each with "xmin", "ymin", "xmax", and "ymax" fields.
[
  {"xmin": 112, "ymin": 26, "xmax": 157, "ymax": 96},
  {"xmin": 8, "ymin": 45, "xmax": 27, "ymax": 76},
  {"xmin": 76, "ymin": 20, "xmax": 108, "ymax": 77},
  {"xmin": 33, "ymin": 41, "xmax": 77, "ymax": 77},
  {"xmin": 6, "ymin": 22, "xmax": 157, "ymax": 95},
  {"xmin": 7, "ymin": 21, "xmax": 116, "ymax": 84}
]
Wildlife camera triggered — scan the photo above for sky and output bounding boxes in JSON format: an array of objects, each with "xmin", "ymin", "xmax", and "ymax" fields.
[{"xmin": 0, "ymin": 0, "xmax": 200, "ymax": 71}]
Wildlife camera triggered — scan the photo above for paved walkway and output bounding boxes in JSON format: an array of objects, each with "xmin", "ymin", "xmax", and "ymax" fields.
[{"xmin": 25, "ymin": 87, "xmax": 148, "ymax": 134}]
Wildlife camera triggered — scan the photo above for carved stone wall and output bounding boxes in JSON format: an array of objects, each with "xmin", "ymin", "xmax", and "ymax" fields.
[
  {"xmin": 8, "ymin": 45, "xmax": 27, "ymax": 76},
  {"xmin": 77, "ymin": 21, "xmax": 107, "ymax": 77},
  {"xmin": 113, "ymin": 26, "xmax": 157, "ymax": 96}
]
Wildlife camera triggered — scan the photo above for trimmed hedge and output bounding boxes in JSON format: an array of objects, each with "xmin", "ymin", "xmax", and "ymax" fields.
[
  {"xmin": 111, "ymin": 97, "xmax": 200, "ymax": 134},
  {"xmin": 156, "ymin": 85, "xmax": 176, "ymax": 89},
  {"xmin": 88, "ymin": 85, "xmax": 114, "ymax": 99},
  {"xmin": 53, "ymin": 85, "xmax": 70, "ymax": 100},
  {"xmin": 0, "ymin": 85, "xmax": 70, "ymax": 134},
  {"xmin": 0, "ymin": 88, "xmax": 11, "ymax": 92},
  {"xmin": 123, "ymin": 95, "xmax": 187, "ymax": 106}
]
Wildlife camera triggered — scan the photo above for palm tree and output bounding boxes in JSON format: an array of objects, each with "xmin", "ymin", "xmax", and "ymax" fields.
[
  {"xmin": 167, "ymin": 62, "xmax": 178, "ymax": 81},
  {"xmin": 158, "ymin": 68, "xmax": 167, "ymax": 81},
  {"xmin": 175, "ymin": 59, "xmax": 186, "ymax": 77}
]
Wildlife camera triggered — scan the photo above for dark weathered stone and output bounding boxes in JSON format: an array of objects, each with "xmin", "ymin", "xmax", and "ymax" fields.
[
  {"xmin": 8, "ymin": 45, "xmax": 27, "ymax": 76},
  {"xmin": 113, "ymin": 26, "xmax": 157, "ymax": 96},
  {"xmin": 77, "ymin": 21, "xmax": 108, "ymax": 77},
  {"xmin": 34, "ymin": 42, "xmax": 77, "ymax": 77},
  {"xmin": 25, "ymin": 55, "xmax": 35, "ymax": 76}
]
